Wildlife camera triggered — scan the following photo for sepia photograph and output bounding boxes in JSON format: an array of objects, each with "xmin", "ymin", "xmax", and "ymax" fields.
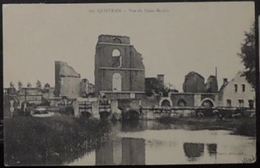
[{"xmin": 2, "ymin": 1, "xmax": 256, "ymax": 166}]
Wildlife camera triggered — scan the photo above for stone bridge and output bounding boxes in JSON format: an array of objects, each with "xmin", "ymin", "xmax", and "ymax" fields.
[
  {"xmin": 73, "ymin": 92, "xmax": 219, "ymax": 120},
  {"xmin": 73, "ymin": 97, "xmax": 121, "ymax": 120},
  {"xmin": 159, "ymin": 92, "xmax": 218, "ymax": 108}
]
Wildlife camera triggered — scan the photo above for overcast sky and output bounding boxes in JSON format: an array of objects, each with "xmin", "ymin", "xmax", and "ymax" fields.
[{"xmin": 3, "ymin": 2, "xmax": 254, "ymax": 91}]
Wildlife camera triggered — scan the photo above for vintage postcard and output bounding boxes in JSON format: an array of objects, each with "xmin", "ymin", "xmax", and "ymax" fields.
[{"xmin": 3, "ymin": 1, "xmax": 256, "ymax": 166}]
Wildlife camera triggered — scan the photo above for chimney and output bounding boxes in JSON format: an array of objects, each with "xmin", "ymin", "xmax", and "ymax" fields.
[
  {"xmin": 223, "ymin": 78, "xmax": 228, "ymax": 86},
  {"xmin": 157, "ymin": 74, "xmax": 164, "ymax": 86},
  {"xmin": 215, "ymin": 67, "xmax": 217, "ymax": 78}
]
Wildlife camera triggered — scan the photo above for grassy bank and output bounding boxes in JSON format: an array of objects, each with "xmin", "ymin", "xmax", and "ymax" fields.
[
  {"xmin": 157, "ymin": 116, "xmax": 256, "ymax": 137},
  {"xmin": 4, "ymin": 115, "xmax": 112, "ymax": 166}
]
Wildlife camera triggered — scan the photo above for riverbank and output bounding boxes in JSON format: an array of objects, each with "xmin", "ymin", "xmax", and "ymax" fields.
[
  {"xmin": 157, "ymin": 116, "xmax": 256, "ymax": 136},
  {"xmin": 4, "ymin": 115, "xmax": 112, "ymax": 166}
]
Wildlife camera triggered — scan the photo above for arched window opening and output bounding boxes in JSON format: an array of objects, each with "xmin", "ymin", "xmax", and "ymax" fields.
[
  {"xmin": 234, "ymin": 84, "xmax": 238, "ymax": 92},
  {"xmin": 113, "ymin": 38, "xmax": 122, "ymax": 44},
  {"xmin": 112, "ymin": 73, "xmax": 122, "ymax": 92},
  {"xmin": 238, "ymin": 99, "xmax": 244, "ymax": 107},
  {"xmin": 242, "ymin": 84, "xmax": 245, "ymax": 92},
  {"xmin": 226, "ymin": 99, "xmax": 232, "ymax": 107},
  {"xmin": 248, "ymin": 100, "xmax": 254, "ymax": 109},
  {"xmin": 112, "ymin": 49, "xmax": 122, "ymax": 67},
  {"xmin": 112, "ymin": 49, "xmax": 121, "ymax": 57}
]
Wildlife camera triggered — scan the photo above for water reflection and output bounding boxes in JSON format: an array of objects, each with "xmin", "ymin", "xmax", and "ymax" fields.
[
  {"xmin": 183, "ymin": 143, "xmax": 217, "ymax": 161},
  {"xmin": 69, "ymin": 120, "xmax": 255, "ymax": 165},
  {"xmin": 96, "ymin": 141, "xmax": 114, "ymax": 165},
  {"xmin": 207, "ymin": 144, "xmax": 217, "ymax": 156},
  {"xmin": 121, "ymin": 138, "xmax": 145, "ymax": 165},
  {"xmin": 121, "ymin": 120, "xmax": 146, "ymax": 132},
  {"xmin": 121, "ymin": 120, "xmax": 175, "ymax": 132},
  {"xmin": 183, "ymin": 143, "xmax": 205, "ymax": 161},
  {"xmin": 95, "ymin": 137, "xmax": 145, "ymax": 165}
]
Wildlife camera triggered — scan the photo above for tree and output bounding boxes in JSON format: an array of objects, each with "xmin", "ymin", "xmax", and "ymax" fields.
[
  {"xmin": 27, "ymin": 82, "xmax": 32, "ymax": 88},
  {"xmin": 9, "ymin": 82, "xmax": 14, "ymax": 88},
  {"xmin": 43, "ymin": 83, "xmax": 50, "ymax": 93},
  {"xmin": 18, "ymin": 81, "xmax": 23, "ymax": 90},
  {"xmin": 44, "ymin": 83, "xmax": 50, "ymax": 89},
  {"xmin": 238, "ymin": 23, "xmax": 255, "ymax": 88},
  {"xmin": 36, "ymin": 80, "xmax": 42, "ymax": 89}
]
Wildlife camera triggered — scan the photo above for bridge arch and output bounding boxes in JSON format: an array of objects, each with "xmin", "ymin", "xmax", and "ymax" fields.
[
  {"xmin": 177, "ymin": 99, "xmax": 187, "ymax": 107},
  {"xmin": 99, "ymin": 111, "xmax": 111, "ymax": 120},
  {"xmin": 123, "ymin": 109, "xmax": 140, "ymax": 120},
  {"xmin": 159, "ymin": 98, "xmax": 173, "ymax": 107},
  {"xmin": 200, "ymin": 98, "xmax": 215, "ymax": 107},
  {"xmin": 81, "ymin": 111, "xmax": 92, "ymax": 118}
]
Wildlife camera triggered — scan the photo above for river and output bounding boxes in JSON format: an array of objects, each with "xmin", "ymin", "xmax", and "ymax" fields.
[{"xmin": 69, "ymin": 120, "xmax": 256, "ymax": 165}]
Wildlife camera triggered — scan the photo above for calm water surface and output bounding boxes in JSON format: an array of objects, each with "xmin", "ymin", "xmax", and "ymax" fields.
[{"xmin": 69, "ymin": 120, "xmax": 256, "ymax": 165}]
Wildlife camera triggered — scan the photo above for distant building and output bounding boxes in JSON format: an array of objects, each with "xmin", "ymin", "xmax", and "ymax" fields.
[
  {"xmin": 218, "ymin": 72, "xmax": 255, "ymax": 108},
  {"xmin": 80, "ymin": 79, "xmax": 89, "ymax": 97},
  {"xmin": 183, "ymin": 71, "xmax": 206, "ymax": 93},
  {"xmin": 18, "ymin": 87, "xmax": 43, "ymax": 105},
  {"xmin": 5, "ymin": 87, "xmax": 17, "ymax": 95},
  {"xmin": 157, "ymin": 74, "xmax": 165, "ymax": 86},
  {"xmin": 145, "ymin": 74, "xmax": 165, "ymax": 96},
  {"xmin": 80, "ymin": 79, "xmax": 95, "ymax": 97},
  {"xmin": 88, "ymin": 83, "xmax": 95, "ymax": 95},
  {"xmin": 54, "ymin": 61, "xmax": 81, "ymax": 98},
  {"xmin": 94, "ymin": 35, "xmax": 145, "ymax": 98},
  {"xmin": 42, "ymin": 87, "xmax": 55, "ymax": 99}
]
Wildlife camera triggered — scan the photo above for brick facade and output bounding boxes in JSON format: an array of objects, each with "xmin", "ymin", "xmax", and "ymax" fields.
[{"xmin": 95, "ymin": 35, "xmax": 145, "ymax": 94}]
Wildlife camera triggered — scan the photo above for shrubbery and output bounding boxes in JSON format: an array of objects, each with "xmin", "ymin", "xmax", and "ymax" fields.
[
  {"xmin": 157, "ymin": 116, "xmax": 256, "ymax": 136},
  {"xmin": 4, "ymin": 115, "xmax": 111, "ymax": 166}
]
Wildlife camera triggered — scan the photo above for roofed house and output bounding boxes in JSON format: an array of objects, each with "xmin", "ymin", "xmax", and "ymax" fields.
[{"xmin": 218, "ymin": 72, "xmax": 255, "ymax": 109}]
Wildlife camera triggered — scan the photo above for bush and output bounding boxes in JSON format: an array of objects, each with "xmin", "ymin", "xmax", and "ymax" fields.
[
  {"xmin": 4, "ymin": 116, "xmax": 111, "ymax": 166},
  {"xmin": 233, "ymin": 118, "xmax": 256, "ymax": 136}
]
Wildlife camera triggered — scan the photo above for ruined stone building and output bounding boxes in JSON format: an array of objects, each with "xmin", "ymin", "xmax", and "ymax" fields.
[
  {"xmin": 145, "ymin": 74, "xmax": 165, "ymax": 96},
  {"xmin": 158, "ymin": 71, "xmax": 219, "ymax": 108},
  {"xmin": 205, "ymin": 75, "xmax": 218, "ymax": 93},
  {"xmin": 183, "ymin": 71, "xmax": 218, "ymax": 93},
  {"xmin": 80, "ymin": 78, "xmax": 95, "ymax": 97},
  {"xmin": 95, "ymin": 35, "xmax": 145, "ymax": 98},
  {"xmin": 183, "ymin": 71, "xmax": 206, "ymax": 93},
  {"xmin": 54, "ymin": 61, "xmax": 81, "ymax": 98}
]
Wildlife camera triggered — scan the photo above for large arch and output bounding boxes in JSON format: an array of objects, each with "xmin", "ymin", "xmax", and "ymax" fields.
[
  {"xmin": 123, "ymin": 109, "xmax": 140, "ymax": 120},
  {"xmin": 112, "ymin": 49, "xmax": 122, "ymax": 67},
  {"xmin": 112, "ymin": 48, "xmax": 121, "ymax": 57},
  {"xmin": 200, "ymin": 98, "xmax": 215, "ymax": 107},
  {"xmin": 112, "ymin": 73, "xmax": 122, "ymax": 92},
  {"xmin": 99, "ymin": 111, "xmax": 111, "ymax": 120},
  {"xmin": 159, "ymin": 98, "xmax": 173, "ymax": 107}
]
